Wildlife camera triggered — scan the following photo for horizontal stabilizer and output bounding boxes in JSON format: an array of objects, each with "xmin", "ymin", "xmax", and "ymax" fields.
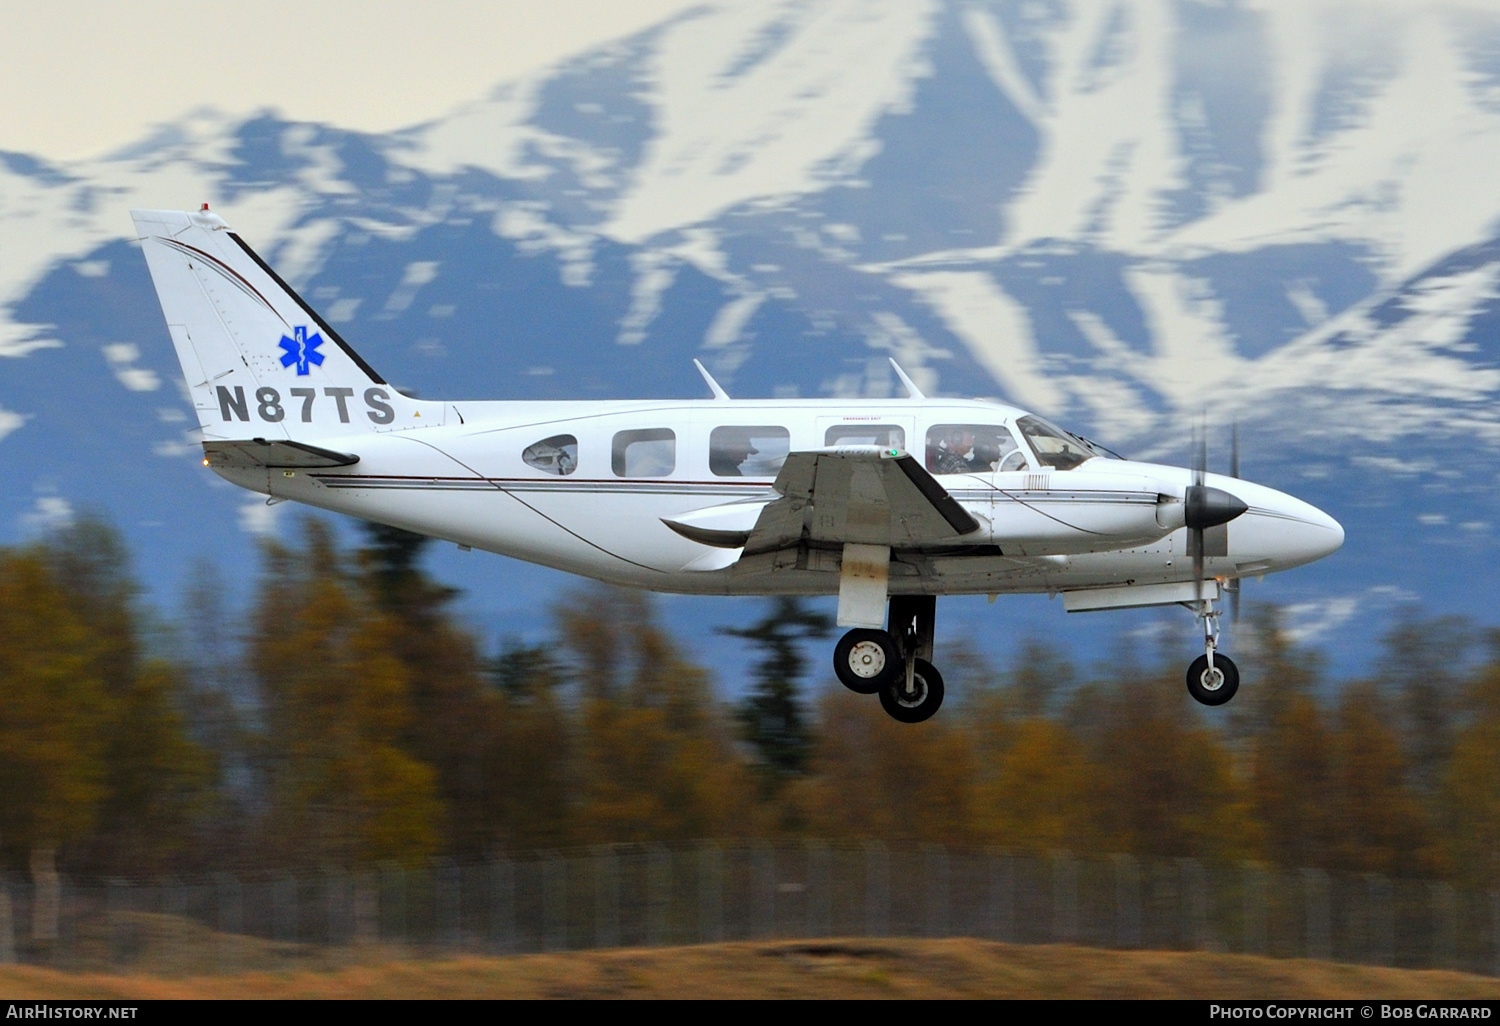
[{"xmin": 203, "ymin": 438, "xmax": 359, "ymax": 469}]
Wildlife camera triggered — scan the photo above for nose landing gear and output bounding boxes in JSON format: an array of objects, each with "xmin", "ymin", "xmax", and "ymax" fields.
[
  {"xmin": 833, "ymin": 595, "xmax": 944, "ymax": 723},
  {"xmin": 1186, "ymin": 594, "xmax": 1239, "ymax": 706}
]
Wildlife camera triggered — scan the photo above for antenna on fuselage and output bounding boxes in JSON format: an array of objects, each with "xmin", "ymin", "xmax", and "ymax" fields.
[
  {"xmin": 693, "ymin": 359, "xmax": 732, "ymax": 400},
  {"xmin": 889, "ymin": 358, "xmax": 925, "ymax": 399}
]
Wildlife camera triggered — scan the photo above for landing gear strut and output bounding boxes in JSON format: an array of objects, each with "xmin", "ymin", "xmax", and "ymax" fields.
[
  {"xmin": 834, "ymin": 596, "xmax": 944, "ymax": 723},
  {"xmin": 1186, "ymin": 595, "xmax": 1239, "ymax": 706}
]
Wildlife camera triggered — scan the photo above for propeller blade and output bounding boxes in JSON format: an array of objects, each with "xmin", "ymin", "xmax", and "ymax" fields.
[
  {"xmin": 1231, "ymin": 423, "xmax": 1240, "ymax": 480},
  {"xmin": 1190, "ymin": 419, "xmax": 1205, "ymax": 607},
  {"xmin": 1193, "ymin": 421, "xmax": 1206, "ymax": 488},
  {"xmin": 1227, "ymin": 577, "xmax": 1240, "ymax": 623},
  {"xmin": 1193, "ymin": 529, "xmax": 1204, "ymax": 608}
]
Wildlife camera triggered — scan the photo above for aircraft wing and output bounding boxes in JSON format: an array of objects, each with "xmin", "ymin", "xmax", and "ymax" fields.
[
  {"xmin": 664, "ymin": 447, "xmax": 980, "ymax": 559},
  {"xmin": 748, "ymin": 447, "xmax": 979, "ymax": 552},
  {"xmin": 203, "ymin": 438, "xmax": 359, "ymax": 469}
]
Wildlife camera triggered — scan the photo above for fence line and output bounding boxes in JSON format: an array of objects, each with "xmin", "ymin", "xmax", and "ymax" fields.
[{"xmin": 1, "ymin": 843, "xmax": 1497, "ymax": 975}]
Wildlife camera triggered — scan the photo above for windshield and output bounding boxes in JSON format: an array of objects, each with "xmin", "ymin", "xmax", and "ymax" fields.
[{"xmin": 1015, "ymin": 415, "xmax": 1122, "ymax": 470}]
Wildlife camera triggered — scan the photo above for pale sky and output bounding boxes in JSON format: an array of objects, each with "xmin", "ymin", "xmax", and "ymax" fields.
[{"xmin": 0, "ymin": 0, "xmax": 702, "ymax": 161}]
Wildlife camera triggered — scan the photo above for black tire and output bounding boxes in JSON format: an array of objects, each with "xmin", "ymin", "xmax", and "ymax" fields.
[
  {"xmin": 879, "ymin": 658, "xmax": 945, "ymax": 723},
  {"xmin": 1186, "ymin": 653, "xmax": 1240, "ymax": 706},
  {"xmin": 834, "ymin": 628, "xmax": 900, "ymax": 694}
]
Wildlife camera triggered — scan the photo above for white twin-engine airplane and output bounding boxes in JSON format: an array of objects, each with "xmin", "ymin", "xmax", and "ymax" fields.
[{"xmin": 133, "ymin": 206, "xmax": 1343, "ymax": 722}]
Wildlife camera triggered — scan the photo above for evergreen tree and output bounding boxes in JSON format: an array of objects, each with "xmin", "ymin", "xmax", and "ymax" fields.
[
  {"xmin": 722, "ymin": 596, "xmax": 832, "ymax": 785},
  {"xmin": 485, "ymin": 641, "xmax": 574, "ymax": 849}
]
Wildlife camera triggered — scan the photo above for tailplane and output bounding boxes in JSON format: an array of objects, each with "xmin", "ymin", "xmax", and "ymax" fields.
[{"xmin": 131, "ymin": 207, "xmax": 439, "ymax": 437}]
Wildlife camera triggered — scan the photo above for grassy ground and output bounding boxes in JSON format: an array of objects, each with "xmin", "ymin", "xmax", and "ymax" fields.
[{"xmin": 4, "ymin": 939, "xmax": 1500, "ymax": 999}]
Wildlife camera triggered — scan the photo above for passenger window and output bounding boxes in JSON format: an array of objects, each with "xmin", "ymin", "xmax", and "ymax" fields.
[
  {"xmin": 710, "ymin": 426, "xmax": 790, "ymax": 477},
  {"xmin": 612, "ymin": 428, "xmax": 675, "ymax": 477},
  {"xmin": 925, "ymin": 424, "xmax": 1023, "ymax": 475},
  {"xmin": 521, "ymin": 434, "xmax": 578, "ymax": 476},
  {"xmin": 824, "ymin": 424, "xmax": 906, "ymax": 449}
]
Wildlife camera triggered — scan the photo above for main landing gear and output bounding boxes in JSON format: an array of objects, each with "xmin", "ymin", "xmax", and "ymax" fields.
[
  {"xmin": 834, "ymin": 596, "xmax": 945, "ymax": 723},
  {"xmin": 1186, "ymin": 595, "xmax": 1239, "ymax": 706}
]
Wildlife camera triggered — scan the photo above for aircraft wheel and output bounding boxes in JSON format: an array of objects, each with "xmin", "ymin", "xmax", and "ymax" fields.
[
  {"xmin": 879, "ymin": 658, "xmax": 944, "ymax": 723},
  {"xmin": 1186, "ymin": 653, "xmax": 1240, "ymax": 706},
  {"xmin": 834, "ymin": 628, "xmax": 900, "ymax": 694}
]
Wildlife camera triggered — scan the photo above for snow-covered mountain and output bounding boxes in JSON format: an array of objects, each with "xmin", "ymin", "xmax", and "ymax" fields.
[{"xmin": 4, "ymin": 0, "xmax": 1500, "ymax": 671}]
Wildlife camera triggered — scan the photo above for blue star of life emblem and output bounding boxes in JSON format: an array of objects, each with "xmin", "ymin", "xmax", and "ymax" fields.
[{"xmin": 278, "ymin": 326, "xmax": 325, "ymax": 375}]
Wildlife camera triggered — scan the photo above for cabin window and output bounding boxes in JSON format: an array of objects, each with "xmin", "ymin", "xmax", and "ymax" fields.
[
  {"xmin": 925, "ymin": 424, "xmax": 1023, "ymax": 474},
  {"xmin": 710, "ymin": 426, "xmax": 790, "ymax": 477},
  {"xmin": 612, "ymin": 428, "xmax": 676, "ymax": 477},
  {"xmin": 521, "ymin": 434, "xmax": 578, "ymax": 476},
  {"xmin": 824, "ymin": 423, "xmax": 906, "ymax": 449}
]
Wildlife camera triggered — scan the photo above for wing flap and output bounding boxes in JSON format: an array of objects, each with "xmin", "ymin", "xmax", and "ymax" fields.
[
  {"xmin": 203, "ymin": 438, "xmax": 359, "ymax": 469},
  {"xmin": 891, "ymin": 455, "xmax": 981, "ymax": 535}
]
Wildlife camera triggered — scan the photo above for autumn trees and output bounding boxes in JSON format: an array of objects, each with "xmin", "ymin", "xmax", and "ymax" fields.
[
  {"xmin": 1, "ymin": 512, "xmax": 1499, "ymax": 887},
  {"xmin": 0, "ymin": 549, "xmax": 109, "ymax": 868},
  {"xmin": 0, "ymin": 519, "xmax": 211, "ymax": 895}
]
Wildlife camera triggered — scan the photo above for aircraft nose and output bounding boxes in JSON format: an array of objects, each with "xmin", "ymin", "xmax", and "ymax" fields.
[{"xmin": 1257, "ymin": 491, "xmax": 1344, "ymax": 570}]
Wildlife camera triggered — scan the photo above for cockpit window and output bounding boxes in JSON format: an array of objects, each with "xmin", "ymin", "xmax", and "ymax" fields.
[
  {"xmin": 522, "ymin": 434, "xmax": 577, "ymax": 476},
  {"xmin": 1015, "ymin": 415, "xmax": 1120, "ymax": 470},
  {"xmin": 710, "ymin": 426, "xmax": 789, "ymax": 477},
  {"xmin": 612, "ymin": 428, "xmax": 676, "ymax": 477},
  {"xmin": 925, "ymin": 424, "xmax": 1024, "ymax": 474}
]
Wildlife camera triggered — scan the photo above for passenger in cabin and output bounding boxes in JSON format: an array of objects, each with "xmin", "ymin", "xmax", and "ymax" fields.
[{"xmin": 710, "ymin": 429, "xmax": 759, "ymax": 476}]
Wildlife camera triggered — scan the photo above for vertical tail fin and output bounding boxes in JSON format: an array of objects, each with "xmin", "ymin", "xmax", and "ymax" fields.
[{"xmin": 131, "ymin": 208, "xmax": 440, "ymax": 437}]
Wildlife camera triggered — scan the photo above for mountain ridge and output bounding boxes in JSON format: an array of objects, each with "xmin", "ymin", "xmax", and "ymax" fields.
[{"xmin": 3, "ymin": 0, "xmax": 1498, "ymax": 675}]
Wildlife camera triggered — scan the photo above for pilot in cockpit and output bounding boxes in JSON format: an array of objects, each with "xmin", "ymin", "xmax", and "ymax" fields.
[
  {"xmin": 929, "ymin": 426, "xmax": 1020, "ymax": 474},
  {"xmin": 932, "ymin": 428, "xmax": 978, "ymax": 474},
  {"xmin": 971, "ymin": 435, "xmax": 1004, "ymax": 471}
]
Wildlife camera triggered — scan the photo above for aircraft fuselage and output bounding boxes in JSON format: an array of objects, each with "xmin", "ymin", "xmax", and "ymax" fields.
[{"xmin": 213, "ymin": 396, "xmax": 1342, "ymax": 599}]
